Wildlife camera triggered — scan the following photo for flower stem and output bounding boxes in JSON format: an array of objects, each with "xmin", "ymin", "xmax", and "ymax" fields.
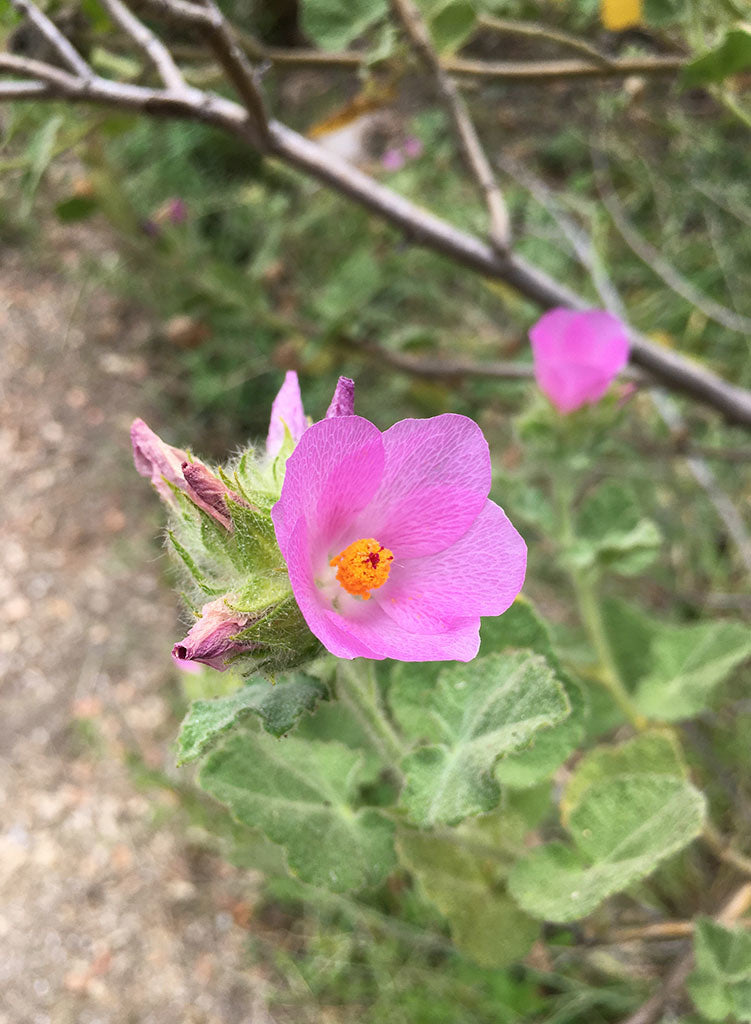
[
  {"xmin": 555, "ymin": 476, "xmax": 648, "ymax": 731},
  {"xmin": 337, "ymin": 660, "xmax": 406, "ymax": 773}
]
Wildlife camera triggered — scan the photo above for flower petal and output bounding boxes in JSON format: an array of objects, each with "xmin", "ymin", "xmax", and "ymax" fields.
[
  {"xmin": 266, "ymin": 371, "xmax": 308, "ymax": 457},
  {"xmin": 351, "ymin": 415, "xmax": 491, "ymax": 558},
  {"xmin": 272, "ymin": 416, "xmax": 385, "ymax": 558},
  {"xmin": 376, "ymin": 499, "xmax": 527, "ymax": 632},
  {"xmin": 328, "ymin": 604, "xmax": 480, "ymax": 662}
]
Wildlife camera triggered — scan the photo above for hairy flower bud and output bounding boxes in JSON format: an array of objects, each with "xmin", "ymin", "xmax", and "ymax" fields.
[{"xmin": 172, "ymin": 597, "xmax": 256, "ymax": 671}]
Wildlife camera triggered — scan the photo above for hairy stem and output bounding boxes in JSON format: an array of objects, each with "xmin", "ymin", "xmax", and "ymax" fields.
[
  {"xmin": 337, "ymin": 660, "xmax": 405, "ymax": 773},
  {"xmin": 555, "ymin": 475, "xmax": 647, "ymax": 730}
]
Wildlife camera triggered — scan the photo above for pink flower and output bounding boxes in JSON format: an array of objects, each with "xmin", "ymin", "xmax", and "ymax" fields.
[
  {"xmin": 172, "ymin": 597, "xmax": 255, "ymax": 671},
  {"xmin": 272, "ymin": 414, "xmax": 527, "ymax": 662},
  {"xmin": 381, "ymin": 147, "xmax": 406, "ymax": 172},
  {"xmin": 529, "ymin": 308, "xmax": 630, "ymax": 414},
  {"xmin": 130, "ymin": 418, "xmax": 239, "ymax": 528}
]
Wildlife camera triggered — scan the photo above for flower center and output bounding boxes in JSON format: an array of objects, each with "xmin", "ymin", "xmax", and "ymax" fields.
[{"xmin": 330, "ymin": 538, "xmax": 394, "ymax": 600}]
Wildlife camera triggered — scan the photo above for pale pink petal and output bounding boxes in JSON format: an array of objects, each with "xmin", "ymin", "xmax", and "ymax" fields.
[
  {"xmin": 329, "ymin": 603, "xmax": 480, "ymax": 662},
  {"xmin": 349, "ymin": 415, "xmax": 491, "ymax": 557},
  {"xmin": 375, "ymin": 499, "xmax": 527, "ymax": 632},
  {"xmin": 131, "ymin": 418, "xmax": 190, "ymax": 504},
  {"xmin": 403, "ymin": 136, "xmax": 423, "ymax": 160},
  {"xmin": 325, "ymin": 376, "xmax": 355, "ymax": 418},
  {"xmin": 266, "ymin": 371, "xmax": 308, "ymax": 457},
  {"xmin": 272, "ymin": 416, "xmax": 385, "ymax": 557}
]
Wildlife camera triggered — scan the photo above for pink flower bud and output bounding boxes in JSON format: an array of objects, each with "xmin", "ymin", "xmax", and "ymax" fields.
[
  {"xmin": 172, "ymin": 597, "xmax": 255, "ymax": 671},
  {"xmin": 529, "ymin": 308, "xmax": 630, "ymax": 414},
  {"xmin": 266, "ymin": 371, "xmax": 308, "ymax": 458},
  {"xmin": 325, "ymin": 376, "xmax": 355, "ymax": 419}
]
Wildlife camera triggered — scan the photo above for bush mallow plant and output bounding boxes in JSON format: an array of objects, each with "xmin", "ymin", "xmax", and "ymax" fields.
[
  {"xmin": 131, "ymin": 373, "xmax": 526, "ymax": 671},
  {"xmin": 529, "ymin": 308, "xmax": 630, "ymax": 414}
]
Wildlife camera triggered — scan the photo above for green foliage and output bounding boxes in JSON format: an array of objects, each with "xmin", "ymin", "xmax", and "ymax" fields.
[
  {"xmin": 300, "ymin": 0, "xmax": 388, "ymax": 49},
  {"xmin": 176, "ymin": 672, "xmax": 329, "ymax": 764},
  {"xmin": 200, "ymin": 731, "xmax": 396, "ymax": 892},
  {"xmin": 398, "ymin": 651, "xmax": 570, "ymax": 826},
  {"xmin": 634, "ymin": 620, "xmax": 751, "ymax": 722},
  {"xmin": 684, "ymin": 24, "xmax": 751, "ymax": 86},
  {"xmin": 397, "ymin": 826, "xmax": 540, "ymax": 967},
  {"xmin": 571, "ymin": 482, "xmax": 662, "ymax": 577},
  {"xmin": 509, "ymin": 775, "xmax": 706, "ymax": 922},
  {"xmin": 689, "ymin": 918, "xmax": 751, "ymax": 1022},
  {"xmin": 560, "ymin": 729, "xmax": 687, "ymax": 824}
]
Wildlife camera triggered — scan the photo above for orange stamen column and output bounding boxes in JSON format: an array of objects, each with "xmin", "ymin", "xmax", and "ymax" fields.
[{"xmin": 330, "ymin": 538, "xmax": 394, "ymax": 600}]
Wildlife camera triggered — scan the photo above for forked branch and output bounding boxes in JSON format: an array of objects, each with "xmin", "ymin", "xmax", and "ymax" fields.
[{"xmin": 3, "ymin": 0, "xmax": 751, "ymax": 429}]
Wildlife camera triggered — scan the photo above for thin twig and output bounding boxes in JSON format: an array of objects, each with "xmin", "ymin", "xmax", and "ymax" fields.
[
  {"xmin": 448, "ymin": 53, "xmax": 686, "ymax": 81},
  {"xmin": 619, "ymin": 884, "xmax": 751, "ymax": 1024},
  {"xmin": 2, "ymin": 7, "xmax": 751, "ymax": 427},
  {"xmin": 704, "ymin": 822, "xmax": 751, "ymax": 878},
  {"xmin": 135, "ymin": 0, "xmax": 270, "ymax": 147},
  {"xmin": 9, "ymin": 0, "xmax": 92, "ymax": 79},
  {"xmin": 99, "ymin": 0, "xmax": 187, "ymax": 92},
  {"xmin": 345, "ymin": 336, "xmax": 535, "ymax": 380},
  {"xmin": 389, "ymin": 0, "xmax": 511, "ymax": 251},
  {"xmin": 477, "ymin": 14, "xmax": 615, "ymax": 67}
]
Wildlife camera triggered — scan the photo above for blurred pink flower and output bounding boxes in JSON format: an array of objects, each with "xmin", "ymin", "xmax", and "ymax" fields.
[
  {"xmin": 403, "ymin": 136, "xmax": 423, "ymax": 160},
  {"xmin": 172, "ymin": 597, "xmax": 255, "ymax": 671},
  {"xmin": 529, "ymin": 308, "xmax": 630, "ymax": 414},
  {"xmin": 381, "ymin": 148, "xmax": 406, "ymax": 172},
  {"xmin": 272, "ymin": 414, "xmax": 526, "ymax": 662}
]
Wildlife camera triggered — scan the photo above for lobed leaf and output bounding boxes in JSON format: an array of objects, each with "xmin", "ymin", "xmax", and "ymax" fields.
[
  {"xmin": 200, "ymin": 732, "xmax": 396, "ymax": 892},
  {"xmin": 689, "ymin": 917, "xmax": 751, "ymax": 1022},
  {"xmin": 399, "ymin": 651, "xmax": 570, "ymax": 827},
  {"xmin": 509, "ymin": 775, "xmax": 706, "ymax": 922}
]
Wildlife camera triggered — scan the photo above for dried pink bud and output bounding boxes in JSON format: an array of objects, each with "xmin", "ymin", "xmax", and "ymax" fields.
[
  {"xmin": 172, "ymin": 597, "xmax": 255, "ymax": 671},
  {"xmin": 131, "ymin": 418, "xmax": 191, "ymax": 505},
  {"xmin": 181, "ymin": 462, "xmax": 245, "ymax": 531}
]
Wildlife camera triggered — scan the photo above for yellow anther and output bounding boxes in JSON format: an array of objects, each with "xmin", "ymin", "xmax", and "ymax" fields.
[{"xmin": 330, "ymin": 538, "xmax": 394, "ymax": 600}]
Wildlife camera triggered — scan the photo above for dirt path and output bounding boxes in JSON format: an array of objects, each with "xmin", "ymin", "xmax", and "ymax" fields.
[{"xmin": 0, "ymin": 230, "xmax": 274, "ymax": 1024}]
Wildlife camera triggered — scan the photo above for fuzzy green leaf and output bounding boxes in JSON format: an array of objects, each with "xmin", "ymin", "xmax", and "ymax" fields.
[
  {"xmin": 397, "ymin": 827, "xmax": 539, "ymax": 967},
  {"xmin": 509, "ymin": 775, "xmax": 706, "ymax": 922},
  {"xmin": 177, "ymin": 673, "xmax": 329, "ymax": 764},
  {"xmin": 399, "ymin": 651, "xmax": 570, "ymax": 827},
  {"xmin": 634, "ymin": 621, "xmax": 751, "ymax": 721},
  {"xmin": 689, "ymin": 917, "xmax": 751, "ymax": 1022},
  {"xmin": 481, "ymin": 602, "xmax": 588, "ymax": 789},
  {"xmin": 560, "ymin": 729, "xmax": 686, "ymax": 825},
  {"xmin": 200, "ymin": 732, "xmax": 396, "ymax": 892}
]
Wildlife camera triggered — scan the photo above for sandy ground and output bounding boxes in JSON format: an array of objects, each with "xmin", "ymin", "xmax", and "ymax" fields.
[{"xmin": 0, "ymin": 230, "xmax": 275, "ymax": 1024}]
